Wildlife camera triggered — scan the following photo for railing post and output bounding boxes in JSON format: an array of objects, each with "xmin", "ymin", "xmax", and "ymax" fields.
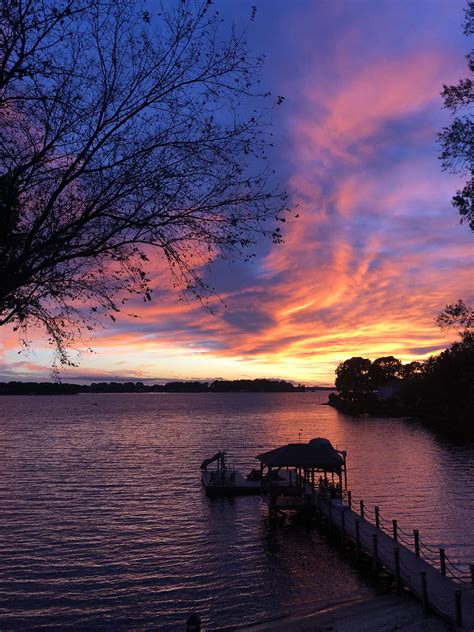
[
  {"xmin": 470, "ymin": 564, "xmax": 474, "ymax": 587},
  {"xmin": 394, "ymin": 547, "xmax": 401, "ymax": 594},
  {"xmin": 392, "ymin": 519, "xmax": 398, "ymax": 542},
  {"xmin": 420, "ymin": 571, "xmax": 428, "ymax": 613},
  {"xmin": 372, "ymin": 533, "xmax": 379, "ymax": 571},
  {"xmin": 414, "ymin": 530, "xmax": 420, "ymax": 557},
  {"xmin": 347, "ymin": 490, "xmax": 352, "ymax": 510},
  {"xmin": 342, "ymin": 450, "xmax": 348, "ymax": 488},
  {"xmin": 355, "ymin": 519, "xmax": 361, "ymax": 560},
  {"xmin": 360, "ymin": 499, "xmax": 364, "ymax": 520},
  {"xmin": 455, "ymin": 589, "xmax": 462, "ymax": 627},
  {"xmin": 341, "ymin": 508, "xmax": 346, "ymax": 546},
  {"xmin": 186, "ymin": 613, "xmax": 201, "ymax": 632},
  {"xmin": 375, "ymin": 506, "xmax": 380, "ymax": 529},
  {"xmin": 439, "ymin": 548, "xmax": 446, "ymax": 576}
]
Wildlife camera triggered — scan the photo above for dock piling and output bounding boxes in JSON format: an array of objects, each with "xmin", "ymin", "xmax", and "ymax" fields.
[
  {"xmin": 439, "ymin": 548, "xmax": 446, "ymax": 576},
  {"xmin": 355, "ymin": 519, "xmax": 361, "ymax": 559},
  {"xmin": 392, "ymin": 519, "xmax": 398, "ymax": 542},
  {"xmin": 360, "ymin": 499, "xmax": 365, "ymax": 520},
  {"xmin": 421, "ymin": 571, "xmax": 428, "ymax": 613},
  {"xmin": 394, "ymin": 547, "xmax": 402, "ymax": 594},
  {"xmin": 414, "ymin": 529, "xmax": 420, "ymax": 557},
  {"xmin": 470, "ymin": 564, "xmax": 474, "ymax": 587},
  {"xmin": 375, "ymin": 506, "xmax": 380, "ymax": 529},
  {"xmin": 455, "ymin": 589, "xmax": 463, "ymax": 627},
  {"xmin": 347, "ymin": 490, "xmax": 352, "ymax": 509},
  {"xmin": 341, "ymin": 508, "xmax": 346, "ymax": 546},
  {"xmin": 373, "ymin": 533, "xmax": 379, "ymax": 571}
]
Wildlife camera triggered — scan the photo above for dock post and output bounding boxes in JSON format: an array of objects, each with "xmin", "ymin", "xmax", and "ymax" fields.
[
  {"xmin": 439, "ymin": 548, "xmax": 446, "ymax": 576},
  {"xmin": 372, "ymin": 533, "xmax": 379, "ymax": 571},
  {"xmin": 375, "ymin": 506, "xmax": 380, "ymax": 529},
  {"xmin": 414, "ymin": 529, "xmax": 420, "ymax": 557},
  {"xmin": 392, "ymin": 519, "xmax": 398, "ymax": 542},
  {"xmin": 348, "ymin": 490, "xmax": 352, "ymax": 510},
  {"xmin": 328, "ymin": 501, "xmax": 332, "ymax": 536},
  {"xmin": 360, "ymin": 499, "xmax": 364, "ymax": 520},
  {"xmin": 341, "ymin": 508, "xmax": 346, "ymax": 546},
  {"xmin": 355, "ymin": 519, "xmax": 361, "ymax": 560},
  {"xmin": 420, "ymin": 571, "xmax": 428, "ymax": 613},
  {"xmin": 394, "ymin": 547, "xmax": 401, "ymax": 594},
  {"xmin": 470, "ymin": 564, "xmax": 474, "ymax": 586},
  {"xmin": 186, "ymin": 613, "xmax": 201, "ymax": 632},
  {"xmin": 455, "ymin": 589, "xmax": 462, "ymax": 627}
]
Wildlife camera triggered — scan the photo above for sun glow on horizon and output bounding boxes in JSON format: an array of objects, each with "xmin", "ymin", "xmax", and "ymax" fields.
[{"xmin": 1, "ymin": 0, "xmax": 472, "ymax": 386}]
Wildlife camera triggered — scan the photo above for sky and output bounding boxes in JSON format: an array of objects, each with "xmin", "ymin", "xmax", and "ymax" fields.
[{"xmin": 1, "ymin": 0, "xmax": 473, "ymax": 385}]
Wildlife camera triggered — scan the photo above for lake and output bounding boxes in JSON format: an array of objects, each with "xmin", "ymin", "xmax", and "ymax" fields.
[{"xmin": 0, "ymin": 393, "xmax": 473, "ymax": 630}]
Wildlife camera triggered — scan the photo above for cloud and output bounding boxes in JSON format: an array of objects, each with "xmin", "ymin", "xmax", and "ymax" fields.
[{"xmin": 1, "ymin": 1, "xmax": 472, "ymax": 385}]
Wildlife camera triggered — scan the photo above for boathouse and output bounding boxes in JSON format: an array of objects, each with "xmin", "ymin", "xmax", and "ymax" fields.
[{"xmin": 256, "ymin": 437, "xmax": 347, "ymax": 511}]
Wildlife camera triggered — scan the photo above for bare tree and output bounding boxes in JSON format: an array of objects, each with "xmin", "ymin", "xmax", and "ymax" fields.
[
  {"xmin": 0, "ymin": 0, "xmax": 287, "ymax": 363},
  {"xmin": 438, "ymin": 1, "xmax": 474, "ymax": 231}
]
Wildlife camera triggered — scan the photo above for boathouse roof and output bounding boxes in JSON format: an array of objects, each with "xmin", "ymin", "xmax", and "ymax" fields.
[{"xmin": 256, "ymin": 437, "xmax": 344, "ymax": 471}]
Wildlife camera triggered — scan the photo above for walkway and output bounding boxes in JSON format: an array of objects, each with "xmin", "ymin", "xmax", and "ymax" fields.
[{"xmin": 314, "ymin": 491, "xmax": 474, "ymax": 629}]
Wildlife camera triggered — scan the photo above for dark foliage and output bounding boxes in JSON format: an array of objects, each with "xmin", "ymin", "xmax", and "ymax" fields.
[
  {"xmin": 330, "ymin": 335, "xmax": 474, "ymax": 433},
  {"xmin": 0, "ymin": 0, "xmax": 287, "ymax": 363},
  {"xmin": 436, "ymin": 298, "xmax": 474, "ymax": 331},
  {"xmin": 0, "ymin": 378, "xmax": 303, "ymax": 395},
  {"xmin": 438, "ymin": 1, "xmax": 474, "ymax": 230},
  {"xmin": 208, "ymin": 378, "xmax": 300, "ymax": 392}
]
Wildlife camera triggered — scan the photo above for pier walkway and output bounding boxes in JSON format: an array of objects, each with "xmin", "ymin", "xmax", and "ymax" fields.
[
  {"xmin": 256, "ymin": 439, "xmax": 473, "ymax": 629},
  {"xmin": 310, "ymin": 490, "xmax": 474, "ymax": 629}
]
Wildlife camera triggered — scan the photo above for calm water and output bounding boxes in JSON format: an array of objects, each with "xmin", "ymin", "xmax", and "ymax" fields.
[{"xmin": 0, "ymin": 393, "xmax": 473, "ymax": 630}]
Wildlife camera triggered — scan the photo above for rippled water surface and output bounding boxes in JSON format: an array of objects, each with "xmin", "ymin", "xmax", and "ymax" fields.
[{"xmin": 1, "ymin": 393, "xmax": 473, "ymax": 630}]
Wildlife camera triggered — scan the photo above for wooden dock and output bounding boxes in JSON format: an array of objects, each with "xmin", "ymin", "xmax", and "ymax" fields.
[
  {"xmin": 300, "ymin": 489, "xmax": 474, "ymax": 630},
  {"xmin": 255, "ymin": 439, "xmax": 473, "ymax": 629}
]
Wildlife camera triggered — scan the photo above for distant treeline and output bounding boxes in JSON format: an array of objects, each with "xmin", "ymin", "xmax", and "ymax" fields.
[{"xmin": 0, "ymin": 379, "xmax": 332, "ymax": 396}]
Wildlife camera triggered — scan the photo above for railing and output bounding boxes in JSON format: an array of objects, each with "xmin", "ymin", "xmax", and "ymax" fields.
[
  {"xmin": 321, "ymin": 493, "xmax": 471, "ymax": 627},
  {"xmin": 341, "ymin": 489, "xmax": 473, "ymax": 587}
]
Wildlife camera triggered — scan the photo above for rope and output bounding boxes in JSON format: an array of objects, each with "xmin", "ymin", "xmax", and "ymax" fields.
[
  {"xmin": 419, "ymin": 550, "xmax": 441, "ymax": 565},
  {"xmin": 444, "ymin": 553, "xmax": 471, "ymax": 575},
  {"xmin": 396, "ymin": 524, "xmax": 413, "ymax": 538},
  {"xmin": 378, "ymin": 514, "xmax": 392, "ymax": 526},
  {"xmin": 396, "ymin": 532, "xmax": 413, "ymax": 547},
  {"xmin": 419, "ymin": 539, "xmax": 440, "ymax": 554},
  {"xmin": 445, "ymin": 567, "xmax": 471, "ymax": 584}
]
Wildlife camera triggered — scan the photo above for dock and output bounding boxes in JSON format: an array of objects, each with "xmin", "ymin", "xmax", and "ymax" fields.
[
  {"xmin": 256, "ymin": 438, "xmax": 474, "ymax": 630},
  {"xmin": 315, "ymin": 490, "xmax": 474, "ymax": 629},
  {"xmin": 242, "ymin": 594, "xmax": 452, "ymax": 631}
]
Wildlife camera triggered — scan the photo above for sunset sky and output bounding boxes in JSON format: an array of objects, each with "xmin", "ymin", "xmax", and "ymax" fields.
[{"xmin": 1, "ymin": 0, "xmax": 473, "ymax": 385}]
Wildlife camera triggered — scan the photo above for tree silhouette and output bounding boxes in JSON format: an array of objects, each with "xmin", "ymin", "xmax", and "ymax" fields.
[
  {"xmin": 436, "ymin": 298, "xmax": 474, "ymax": 333},
  {"xmin": 368, "ymin": 355, "xmax": 403, "ymax": 388},
  {"xmin": 0, "ymin": 0, "xmax": 287, "ymax": 363},
  {"xmin": 438, "ymin": 1, "xmax": 474, "ymax": 231},
  {"xmin": 335, "ymin": 357, "xmax": 372, "ymax": 402}
]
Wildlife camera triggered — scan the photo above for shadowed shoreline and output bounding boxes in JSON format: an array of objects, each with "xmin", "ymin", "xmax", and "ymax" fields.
[{"xmin": 0, "ymin": 380, "xmax": 334, "ymax": 395}]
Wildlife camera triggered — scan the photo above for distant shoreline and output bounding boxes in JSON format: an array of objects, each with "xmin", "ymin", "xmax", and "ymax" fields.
[{"xmin": 0, "ymin": 380, "xmax": 335, "ymax": 396}]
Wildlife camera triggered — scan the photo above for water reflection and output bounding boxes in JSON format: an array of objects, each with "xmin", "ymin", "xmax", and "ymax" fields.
[{"xmin": 0, "ymin": 393, "xmax": 472, "ymax": 629}]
